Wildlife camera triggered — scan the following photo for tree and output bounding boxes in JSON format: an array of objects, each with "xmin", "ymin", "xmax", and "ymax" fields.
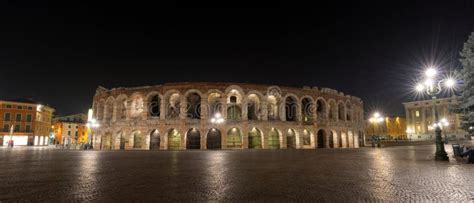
[{"xmin": 457, "ymin": 32, "xmax": 474, "ymax": 133}]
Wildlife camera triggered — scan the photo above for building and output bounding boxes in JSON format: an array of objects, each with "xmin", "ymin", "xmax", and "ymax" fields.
[
  {"xmin": 0, "ymin": 99, "xmax": 54, "ymax": 146},
  {"xmin": 91, "ymin": 82, "xmax": 366, "ymax": 150},
  {"xmin": 403, "ymin": 96, "xmax": 468, "ymax": 141},
  {"xmin": 366, "ymin": 117, "xmax": 407, "ymax": 140},
  {"xmin": 51, "ymin": 114, "xmax": 88, "ymax": 146}
]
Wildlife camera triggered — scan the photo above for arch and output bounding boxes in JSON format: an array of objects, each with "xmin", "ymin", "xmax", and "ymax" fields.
[
  {"xmin": 348, "ymin": 131, "xmax": 354, "ymax": 148},
  {"xmin": 267, "ymin": 95, "xmax": 279, "ymax": 121},
  {"xmin": 301, "ymin": 97, "xmax": 314, "ymax": 123},
  {"xmin": 302, "ymin": 129, "xmax": 312, "ymax": 147},
  {"xmin": 186, "ymin": 128, "xmax": 201, "ymax": 149},
  {"xmin": 101, "ymin": 132, "xmax": 113, "ymax": 150},
  {"xmin": 226, "ymin": 128, "xmax": 242, "ymax": 149},
  {"xmin": 208, "ymin": 91, "xmax": 223, "ymax": 118},
  {"xmin": 328, "ymin": 130, "xmax": 334, "ymax": 148},
  {"xmin": 114, "ymin": 130, "xmax": 127, "ymax": 150},
  {"xmin": 96, "ymin": 99, "xmax": 106, "ymax": 120},
  {"xmin": 185, "ymin": 92, "xmax": 201, "ymax": 119},
  {"xmin": 167, "ymin": 129, "xmax": 181, "ymax": 150},
  {"xmin": 129, "ymin": 93, "xmax": 145, "ymax": 118},
  {"xmin": 328, "ymin": 100, "xmax": 337, "ymax": 120},
  {"xmin": 131, "ymin": 130, "xmax": 144, "ymax": 149},
  {"xmin": 316, "ymin": 97, "xmax": 327, "ymax": 119},
  {"xmin": 286, "ymin": 129, "xmax": 297, "ymax": 149},
  {"xmin": 337, "ymin": 131, "xmax": 342, "ymax": 148},
  {"xmin": 227, "ymin": 105, "xmax": 242, "ymax": 120},
  {"xmin": 338, "ymin": 101, "xmax": 345, "ymax": 121},
  {"xmin": 226, "ymin": 88, "xmax": 242, "ymax": 120},
  {"xmin": 248, "ymin": 127, "xmax": 263, "ymax": 149},
  {"xmin": 340, "ymin": 132, "xmax": 347, "ymax": 148},
  {"xmin": 149, "ymin": 129, "xmax": 160, "ymax": 150},
  {"xmin": 345, "ymin": 101, "xmax": 352, "ymax": 121},
  {"xmin": 225, "ymin": 85, "xmax": 245, "ymax": 99},
  {"xmin": 165, "ymin": 91, "xmax": 181, "ymax": 119},
  {"xmin": 358, "ymin": 130, "xmax": 365, "ymax": 147},
  {"xmin": 267, "ymin": 128, "xmax": 281, "ymax": 149},
  {"xmin": 284, "ymin": 95, "xmax": 298, "ymax": 122},
  {"xmin": 246, "ymin": 93, "xmax": 262, "ymax": 120},
  {"xmin": 115, "ymin": 94, "xmax": 128, "ymax": 120},
  {"xmin": 207, "ymin": 128, "xmax": 222, "ymax": 149},
  {"xmin": 148, "ymin": 93, "xmax": 161, "ymax": 118},
  {"xmin": 317, "ymin": 129, "xmax": 326, "ymax": 148},
  {"xmin": 104, "ymin": 97, "xmax": 114, "ymax": 121}
]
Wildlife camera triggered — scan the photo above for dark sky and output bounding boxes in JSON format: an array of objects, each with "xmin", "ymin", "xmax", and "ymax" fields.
[{"xmin": 0, "ymin": 1, "xmax": 473, "ymax": 117}]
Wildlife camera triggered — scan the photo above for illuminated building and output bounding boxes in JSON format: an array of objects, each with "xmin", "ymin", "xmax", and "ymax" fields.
[
  {"xmin": 366, "ymin": 116, "xmax": 407, "ymax": 140},
  {"xmin": 51, "ymin": 114, "xmax": 88, "ymax": 146}
]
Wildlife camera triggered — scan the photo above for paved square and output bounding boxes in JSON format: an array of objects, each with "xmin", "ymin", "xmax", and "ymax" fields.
[{"xmin": 1, "ymin": 144, "xmax": 473, "ymax": 201}]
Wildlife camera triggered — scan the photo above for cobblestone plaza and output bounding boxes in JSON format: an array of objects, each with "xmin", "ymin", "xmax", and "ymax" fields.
[{"xmin": 1, "ymin": 143, "xmax": 473, "ymax": 202}]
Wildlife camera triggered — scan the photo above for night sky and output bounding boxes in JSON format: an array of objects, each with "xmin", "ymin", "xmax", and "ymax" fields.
[{"xmin": 1, "ymin": 1, "xmax": 473, "ymax": 117}]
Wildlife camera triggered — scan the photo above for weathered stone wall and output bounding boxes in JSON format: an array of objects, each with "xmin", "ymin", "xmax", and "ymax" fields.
[{"xmin": 90, "ymin": 82, "xmax": 366, "ymax": 150}]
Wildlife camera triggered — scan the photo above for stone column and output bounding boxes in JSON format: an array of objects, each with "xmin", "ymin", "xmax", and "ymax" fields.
[
  {"xmin": 200, "ymin": 96, "xmax": 208, "ymax": 120},
  {"xmin": 141, "ymin": 99, "xmax": 148, "ymax": 120},
  {"xmin": 160, "ymin": 98, "xmax": 166, "ymax": 120},
  {"xmin": 261, "ymin": 101, "xmax": 268, "ymax": 121},
  {"xmin": 180, "ymin": 97, "xmax": 187, "ymax": 120},
  {"xmin": 242, "ymin": 100, "xmax": 248, "ymax": 121},
  {"xmin": 112, "ymin": 105, "xmax": 117, "ymax": 122}
]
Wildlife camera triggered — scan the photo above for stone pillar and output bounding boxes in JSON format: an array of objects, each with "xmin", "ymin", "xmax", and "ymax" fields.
[
  {"xmin": 354, "ymin": 134, "xmax": 359, "ymax": 148},
  {"xmin": 261, "ymin": 101, "xmax": 268, "ymax": 121},
  {"xmin": 112, "ymin": 105, "xmax": 117, "ymax": 122},
  {"xmin": 200, "ymin": 129, "xmax": 207, "ymax": 150},
  {"xmin": 141, "ymin": 99, "xmax": 148, "ymax": 120},
  {"xmin": 180, "ymin": 97, "xmax": 187, "ymax": 120},
  {"xmin": 222, "ymin": 98, "xmax": 228, "ymax": 119},
  {"xmin": 242, "ymin": 123, "xmax": 249, "ymax": 149},
  {"xmin": 242, "ymin": 101, "xmax": 248, "ymax": 121},
  {"xmin": 296, "ymin": 103, "xmax": 302, "ymax": 122},
  {"xmin": 200, "ymin": 96, "xmax": 208, "ymax": 120},
  {"xmin": 160, "ymin": 98, "xmax": 166, "ymax": 120}
]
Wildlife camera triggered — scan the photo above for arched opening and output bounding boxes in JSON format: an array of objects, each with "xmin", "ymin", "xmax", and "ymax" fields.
[
  {"xmin": 132, "ymin": 131, "xmax": 143, "ymax": 149},
  {"xmin": 329, "ymin": 101, "xmax": 337, "ymax": 120},
  {"xmin": 329, "ymin": 131, "xmax": 334, "ymax": 148},
  {"xmin": 167, "ymin": 129, "xmax": 181, "ymax": 150},
  {"xmin": 116, "ymin": 97, "xmax": 127, "ymax": 120},
  {"xmin": 166, "ymin": 93, "xmax": 181, "ymax": 119},
  {"xmin": 248, "ymin": 128, "xmax": 263, "ymax": 149},
  {"xmin": 226, "ymin": 128, "xmax": 242, "ymax": 149},
  {"xmin": 150, "ymin": 129, "xmax": 160, "ymax": 150},
  {"xmin": 346, "ymin": 103, "xmax": 352, "ymax": 121},
  {"xmin": 348, "ymin": 131, "xmax": 354, "ymax": 148},
  {"xmin": 208, "ymin": 93, "xmax": 222, "ymax": 117},
  {"xmin": 247, "ymin": 94, "xmax": 261, "ymax": 120},
  {"xmin": 302, "ymin": 129, "xmax": 311, "ymax": 147},
  {"xmin": 338, "ymin": 102, "xmax": 345, "ymax": 121},
  {"xmin": 338, "ymin": 132, "xmax": 343, "ymax": 148},
  {"xmin": 102, "ymin": 132, "xmax": 113, "ymax": 150},
  {"xmin": 186, "ymin": 93, "xmax": 201, "ymax": 119},
  {"xmin": 207, "ymin": 128, "xmax": 222, "ymax": 149},
  {"xmin": 115, "ymin": 131, "xmax": 126, "ymax": 150},
  {"xmin": 149, "ymin": 95, "xmax": 161, "ymax": 118},
  {"xmin": 316, "ymin": 99, "xmax": 326, "ymax": 119},
  {"xmin": 96, "ymin": 101, "xmax": 105, "ymax": 120},
  {"xmin": 130, "ymin": 95, "xmax": 144, "ymax": 118},
  {"xmin": 105, "ymin": 99, "xmax": 114, "ymax": 121},
  {"xmin": 267, "ymin": 96, "xmax": 279, "ymax": 121},
  {"xmin": 317, "ymin": 129, "xmax": 325, "ymax": 148},
  {"xmin": 285, "ymin": 96, "xmax": 297, "ymax": 121},
  {"xmin": 267, "ymin": 128, "xmax": 280, "ymax": 149},
  {"xmin": 227, "ymin": 105, "xmax": 242, "ymax": 120},
  {"xmin": 286, "ymin": 129, "xmax": 297, "ymax": 149},
  {"xmin": 186, "ymin": 128, "xmax": 201, "ymax": 149},
  {"xmin": 301, "ymin": 98, "xmax": 314, "ymax": 123}
]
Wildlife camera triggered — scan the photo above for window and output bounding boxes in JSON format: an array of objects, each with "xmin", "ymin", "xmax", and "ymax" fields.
[
  {"xmin": 76, "ymin": 126, "xmax": 78, "ymax": 129},
  {"xmin": 25, "ymin": 125, "xmax": 31, "ymax": 132},
  {"xmin": 4, "ymin": 113, "xmax": 10, "ymax": 121},
  {"xmin": 28, "ymin": 106, "xmax": 33, "ymax": 110},
  {"xmin": 68, "ymin": 131, "xmax": 71, "ymax": 135},
  {"xmin": 415, "ymin": 110, "xmax": 420, "ymax": 117},
  {"xmin": 75, "ymin": 131, "xmax": 78, "ymax": 138},
  {"xmin": 17, "ymin": 106, "xmax": 23, "ymax": 110},
  {"xmin": 14, "ymin": 124, "xmax": 20, "ymax": 132},
  {"xmin": 6, "ymin": 104, "xmax": 11, "ymax": 108},
  {"xmin": 16, "ymin": 114, "xmax": 21, "ymax": 121},
  {"xmin": 3, "ymin": 125, "xmax": 9, "ymax": 132},
  {"xmin": 26, "ymin": 114, "xmax": 32, "ymax": 122},
  {"xmin": 68, "ymin": 125, "xmax": 71, "ymax": 128}
]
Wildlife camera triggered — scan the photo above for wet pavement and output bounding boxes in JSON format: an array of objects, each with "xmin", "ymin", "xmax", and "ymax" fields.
[{"xmin": 1, "ymin": 143, "xmax": 473, "ymax": 202}]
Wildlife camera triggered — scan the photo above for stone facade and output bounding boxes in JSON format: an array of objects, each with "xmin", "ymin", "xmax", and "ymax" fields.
[
  {"xmin": 91, "ymin": 82, "xmax": 365, "ymax": 150},
  {"xmin": 403, "ymin": 96, "xmax": 469, "ymax": 141}
]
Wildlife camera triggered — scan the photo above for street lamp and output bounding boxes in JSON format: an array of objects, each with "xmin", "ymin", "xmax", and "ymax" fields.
[
  {"xmin": 86, "ymin": 118, "xmax": 100, "ymax": 150},
  {"xmin": 414, "ymin": 67, "xmax": 457, "ymax": 161},
  {"xmin": 369, "ymin": 112, "xmax": 384, "ymax": 147},
  {"xmin": 210, "ymin": 113, "xmax": 225, "ymax": 124}
]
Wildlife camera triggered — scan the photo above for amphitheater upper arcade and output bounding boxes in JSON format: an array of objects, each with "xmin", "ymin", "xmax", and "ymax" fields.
[{"xmin": 91, "ymin": 82, "xmax": 365, "ymax": 150}]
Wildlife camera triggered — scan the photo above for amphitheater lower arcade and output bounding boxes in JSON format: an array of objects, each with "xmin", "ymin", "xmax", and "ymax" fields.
[{"xmin": 91, "ymin": 83, "xmax": 365, "ymax": 150}]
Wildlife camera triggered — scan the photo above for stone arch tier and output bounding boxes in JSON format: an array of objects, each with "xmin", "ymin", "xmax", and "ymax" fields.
[{"xmin": 92, "ymin": 82, "xmax": 364, "ymax": 150}]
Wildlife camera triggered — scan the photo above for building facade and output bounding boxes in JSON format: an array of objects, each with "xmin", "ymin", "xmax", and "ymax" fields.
[
  {"xmin": 0, "ymin": 99, "xmax": 54, "ymax": 146},
  {"xmin": 91, "ymin": 83, "xmax": 365, "ymax": 150},
  {"xmin": 403, "ymin": 96, "xmax": 468, "ymax": 141},
  {"xmin": 366, "ymin": 117, "xmax": 407, "ymax": 140},
  {"xmin": 52, "ymin": 114, "xmax": 88, "ymax": 146}
]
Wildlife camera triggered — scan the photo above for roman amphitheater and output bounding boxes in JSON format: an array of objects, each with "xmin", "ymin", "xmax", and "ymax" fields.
[{"xmin": 91, "ymin": 82, "xmax": 365, "ymax": 150}]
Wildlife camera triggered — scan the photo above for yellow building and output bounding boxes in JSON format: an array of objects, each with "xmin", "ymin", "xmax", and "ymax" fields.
[
  {"xmin": 51, "ymin": 114, "xmax": 88, "ymax": 146},
  {"xmin": 366, "ymin": 116, "xmax": 407, "ymax": 140}
]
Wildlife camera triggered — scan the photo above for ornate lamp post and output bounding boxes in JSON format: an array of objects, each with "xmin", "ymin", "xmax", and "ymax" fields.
[
  {"xmin": 369, "ymin": 112, "xmax": 384, "ymax": 147},
  {"xmin": 415, "ymin": 67, "xmax": 457, "ymax": 161}
]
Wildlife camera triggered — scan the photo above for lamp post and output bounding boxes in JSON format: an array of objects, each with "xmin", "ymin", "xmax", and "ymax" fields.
[
  {"xmin": 369, "ymin": 112, "xmax": 384, "ymax": 147},
  {"xmin": 415, "ymin": 67, "xmax": 457, "ymax": 161},
  {"xmin": 86, "ymin": 118, "xmax": 99, "ymax": 150}
]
